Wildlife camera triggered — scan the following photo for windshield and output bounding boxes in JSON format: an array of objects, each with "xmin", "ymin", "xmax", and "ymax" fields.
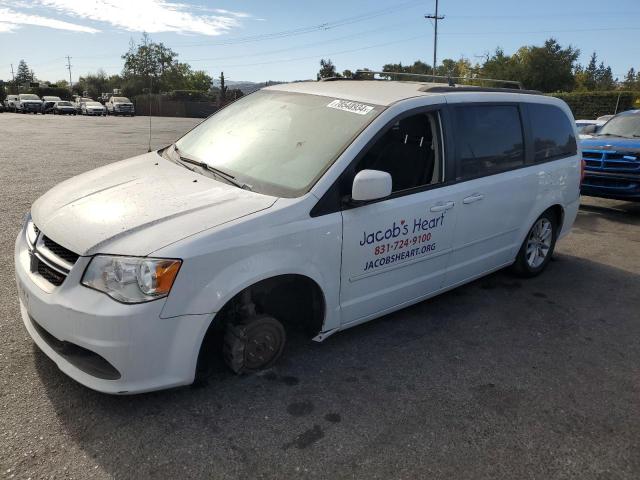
[
  {"xmin": 57, "ymin": 101, "xmax": 72, "ymax": 106},
  {"xmin": 174, "ymin": 90, "xmax": 383, "ymax": 197},
  {"xmin": 598, "ymin": 114, "xmax": 640, "ymax": 138},
  {"xmin": 86, "ymin": 102, "xmax": 102, "ymax": 106},
  {"xmin": 44, "ymin": 97, "xmax": 61, "ymax": 101},
  {"xmin": 113, "ymin": 97, "xmax": 130, "ymax": 103},
  {"xmin": 20, "ymin": 94, "xmax": 39, "ymax": 100}
]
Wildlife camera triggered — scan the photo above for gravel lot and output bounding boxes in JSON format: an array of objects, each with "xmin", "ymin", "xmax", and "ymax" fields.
[{"xmin": 1, "ymin": 113, "xmax": 639, "ymax": 480}]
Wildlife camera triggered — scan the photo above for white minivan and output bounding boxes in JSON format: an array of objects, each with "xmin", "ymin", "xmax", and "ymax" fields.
[{"xmin": 15, "ymin": 77, "xmax": 582, "ymax": 394}]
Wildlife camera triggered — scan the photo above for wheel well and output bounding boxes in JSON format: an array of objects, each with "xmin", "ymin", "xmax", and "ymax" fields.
[
  {"xmin": 195, "ymin": 275, "xmax": 325, "ymax": 378},
  {"xmin": 546, "ymin": 204, "xmax": 565, "ymax": 232}
]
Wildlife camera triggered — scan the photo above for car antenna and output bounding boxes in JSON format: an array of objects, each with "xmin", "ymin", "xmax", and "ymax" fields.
[{"xmin": 147, "ymin": 79, "xmax": 153, "ymax": 152}]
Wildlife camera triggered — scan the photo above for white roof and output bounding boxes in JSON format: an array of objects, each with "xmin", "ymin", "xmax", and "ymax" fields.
[
  {"xmin": 265, "ymin": 80, "xmax": 546, "ymax": 107},
  {"xmin": 265, "ymin": 80, "xmax": 439, "ymax": 106}
]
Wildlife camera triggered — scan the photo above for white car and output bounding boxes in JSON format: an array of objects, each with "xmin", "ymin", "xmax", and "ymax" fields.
[
  {"xmin": 15, "ymin": 79, "xmax": 582, "ymax": 394},
  {"xmin": 106, "ymin": 96, "xmax": 135, "ymax": 116},
  {"xmin": 17, "ymin": 93, "xmax": 43, "ymax": 114},
  {"xmin": 576, "ymin": 119, "xmax": 606, "ymax": 139},
  {"xmin": 82, "ymin": 101, "xmax": 106, "ymax": 116}
]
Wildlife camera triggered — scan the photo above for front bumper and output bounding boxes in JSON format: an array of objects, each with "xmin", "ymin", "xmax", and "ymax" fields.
[
  {"xmin": 14, "ymin": 229, "xmax": 213, "ymax": 394},
  {"xmin": 582, "ymin": 171, "xmax": 640, "ymax": 201},
  {"xmin": 21, "ymin": 104, "xmax": 41, "ymax": 112},
  {"xmin": 85, "ymin": 109, "xmax": 105, "ymax": 115}
]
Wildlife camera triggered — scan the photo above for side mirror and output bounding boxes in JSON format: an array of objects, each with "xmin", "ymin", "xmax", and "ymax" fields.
[
  {"xmin": 351, "ymin": 169, "xmax": 392, "ymax": 202},
  {"xmin": 581, "ymin": 124, "xmax": 597, "ymax": 134}
]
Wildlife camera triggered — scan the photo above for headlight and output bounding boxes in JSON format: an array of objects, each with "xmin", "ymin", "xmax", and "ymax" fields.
[{"xmin": 81, "ymin": 255, "xmax": 181, "ymax": 303}]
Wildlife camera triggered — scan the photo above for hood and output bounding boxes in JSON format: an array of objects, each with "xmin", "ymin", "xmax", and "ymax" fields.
[
  {"xmin": 581, "ymin": 136, "xmax": 640, "ymax": 153},
  {"xmin": 31, "ymin": 152, "xmax": 278, "ymax": 256}
]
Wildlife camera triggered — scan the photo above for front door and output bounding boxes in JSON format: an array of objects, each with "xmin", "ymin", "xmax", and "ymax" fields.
[{"xmin": 339, "ymin": 110, "xmax": 457, "ymax": 326}]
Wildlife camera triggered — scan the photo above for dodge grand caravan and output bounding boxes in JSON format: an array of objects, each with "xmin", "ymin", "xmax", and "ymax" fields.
[{"xmin": 15, "ymin": 76, "xmax": 581, "ymax": 394}]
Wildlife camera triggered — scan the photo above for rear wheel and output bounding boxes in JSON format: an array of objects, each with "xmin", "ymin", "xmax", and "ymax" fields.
[
  {"xmin": 512, "ymin": 211, "xmax": 557, "ymax": 277},
  {"xmin": 223, "ymin": 315, "xmax": 286, "ymax": 374}
]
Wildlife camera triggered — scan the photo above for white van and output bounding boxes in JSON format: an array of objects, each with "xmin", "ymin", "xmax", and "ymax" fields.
[{"xmin": 15, "ymin": 76, "xmax": 582, "ymax": 394}]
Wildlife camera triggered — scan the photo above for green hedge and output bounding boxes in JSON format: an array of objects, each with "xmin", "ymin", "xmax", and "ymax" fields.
[{"xmin": 549, "ymin": 91, "xmax": 640, "ymax": 119}]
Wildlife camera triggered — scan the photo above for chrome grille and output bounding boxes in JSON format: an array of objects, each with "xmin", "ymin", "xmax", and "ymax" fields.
[
  {"xmin": 583, "ymin": 149, "xmax": 640, "ymax": 173},
  {"xmin": 29, "ymin": 226, "xmax": 80, "ymax": 287}
]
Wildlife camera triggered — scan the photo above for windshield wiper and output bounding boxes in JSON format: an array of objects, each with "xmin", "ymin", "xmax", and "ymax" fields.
[
  {"xmin": 596, "ymin": 133, "xmax": 631, "ymax": 139},
  {"xmin": 171, "ymin": 144, "xmax": 251, "ymax": 190}
]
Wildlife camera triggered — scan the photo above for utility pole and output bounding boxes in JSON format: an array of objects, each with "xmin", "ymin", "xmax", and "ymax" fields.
[
  {"xmin": 425, "ymin": 0, "xmax": 444, "ymax": 80},
  {"xmin": 10, "ymin": 63, "xmax": 18, "ymax": 93},
  {"xmin": 66, "ymin": 55, "xmax": 72, "ymax": 92}
]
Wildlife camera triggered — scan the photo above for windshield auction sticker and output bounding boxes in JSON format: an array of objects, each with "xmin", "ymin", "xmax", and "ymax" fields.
[{"xmin": 327, "ymin": 99, "xmax": 374, "ymax": 115}]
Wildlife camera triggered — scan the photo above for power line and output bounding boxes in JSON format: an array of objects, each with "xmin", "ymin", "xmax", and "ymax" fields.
[
  {"xmin": 169, "ymin": 0, "xmax": 424, "ymax": 48},
  {"xmin": 195, "ymin": 33, "xmax": 429, "ymax": 69},
  {"xmin": 439, "ymin": 26, "xmax": 640, "ymax": 36},
  {"xmin": 187, "ymin": 20, "xmax": 421, "ymax": 63}
]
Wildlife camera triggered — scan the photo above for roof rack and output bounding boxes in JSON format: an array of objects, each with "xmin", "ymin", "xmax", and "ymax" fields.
[
  {"xmin": 421, "ymin": 85, "xmax": 542, "ymax": 95},
  {"xmin": 351, "ymin": 70, "xmax": 524, "ymax": 90}
]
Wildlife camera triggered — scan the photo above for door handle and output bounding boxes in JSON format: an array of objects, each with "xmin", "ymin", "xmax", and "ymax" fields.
[
  {"xmin": 430, "ymin": 201, "xmax": 455, "ymax": 212},
  {"xmin": 463, "ymin": 193, "xmax": 484, "ymax": 204}
]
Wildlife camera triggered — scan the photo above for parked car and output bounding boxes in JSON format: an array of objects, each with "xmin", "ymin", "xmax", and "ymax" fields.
[
  {"xmin": 74, "ymin": 97, "xmax": 93, "ymax": 113},
  {"xmin": 17, "ymin": 94, "xmax": 43, "ymax": 114},
  {"xmin": 5, "ymin": 95, "xmax": 20, "ymax": 112},
  {"xmin": 82, "ymin": 101, "xmax": 106, "ymax": 116},
  {"xmin": 581, "ymin": 109, "xmax": 640, "ymax": 201},
  {"xmin": 0, "ymin": 101, "xmax": 4, "ymax": 113},
  {"xmin": 41, "ymin": 96, "xmax": 63, "ymax": 114},
  {"xmin": 106, "ymin": 96, "xmax": 135, "ymax": 116},
  {"xmin": 576, "ymin": 119, "xmax": 606, "ymax": 139},
  {"xmin": 52, "ymin": 101, "xmax": 77, "ymax": 115},
  {"xmin": 15, "ymin": 78, "xmax": 581, "ymax": 394}
]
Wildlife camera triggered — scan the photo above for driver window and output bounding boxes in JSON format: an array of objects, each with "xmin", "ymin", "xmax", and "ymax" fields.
[{"xmin": 355, "ymin": 111, "xmax": 443, "ymax": 192}]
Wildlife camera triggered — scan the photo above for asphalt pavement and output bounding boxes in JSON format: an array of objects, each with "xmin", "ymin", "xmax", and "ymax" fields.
[{"xmin": 0, "ymin": 113, "xmax": 639, "ymax": 479}]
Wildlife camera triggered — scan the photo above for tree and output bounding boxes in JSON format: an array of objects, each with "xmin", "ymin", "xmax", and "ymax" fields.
[
  {"xmin": 480, "ymin": 48, "xmax": 522, "ymax": 85},
  {"xmin": 514, "ymin": 39, "xmax": 579, "ymax": 92},
  {"xmin": 623, "ymin": 68, "xmax": 638, "ymax": 90},
  {"xmin": 317, "ymin": 59, "xmax": 338, "ymax": 79},
  {"xmin": 186, "ymin": 70, "xmax": 213, "ymax": 92},
  {"xmin": 121, "ymin": 33, "xmax": 195, "ymax": 94},
  {"xmin": 595, "ymin": 62, "xmax": 615, "ymax": 90},
  {"xmin": 15, "ymin": 59, "xmax": 33, "ymax": 84},
  {"xmin": 54, "ymin": 79, "xmax": 69, "ymax": 89},
  {"xmin": 479, "ymin": 39, "xmax": 579, "ymax": 92},
  {"xmin": 218, "ymin": 71, "xmax": 228, "ymax": 105},
  {"xmin": 342, "ymin": 69, "xmax": 354, "ymax": 78}
]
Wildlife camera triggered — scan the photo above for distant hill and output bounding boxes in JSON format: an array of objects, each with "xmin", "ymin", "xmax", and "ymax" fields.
[{"xmin": 212, "ymin": 80, "xmax": 286, "ymax": 94}]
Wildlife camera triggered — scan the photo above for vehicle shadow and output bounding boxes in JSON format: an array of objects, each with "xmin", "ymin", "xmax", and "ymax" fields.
[
  {"xmin": 33, "ymin": 252, "xmax": 640, "ymax": 479},
  {"xmin": 578, "ymin": 197, "xmax": 640, "ymax": 226}
]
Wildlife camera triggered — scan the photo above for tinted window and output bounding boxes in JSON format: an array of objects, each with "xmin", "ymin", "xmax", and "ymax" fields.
[
  {"xmin": 529, "ymin": 103, "xmax": 577, "ymax": 161},
  {"xmin": 455, "ymin": 105, "xmax": 524, "ymax": 179}
]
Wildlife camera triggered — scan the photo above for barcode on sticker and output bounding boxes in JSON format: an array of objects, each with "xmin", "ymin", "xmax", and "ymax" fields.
[{"xmin": 327, "ymin": 99, "xmax": 374, "ymax": 115}]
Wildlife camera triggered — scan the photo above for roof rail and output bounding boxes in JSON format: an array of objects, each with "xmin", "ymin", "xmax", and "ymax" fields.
[
  {"xmin": 352, "ymin": 70, "xmax": 524, "ymax": 90},
  {"xmin": 421, "ymin": 85, "xmax": 542, "ymax": 95}
]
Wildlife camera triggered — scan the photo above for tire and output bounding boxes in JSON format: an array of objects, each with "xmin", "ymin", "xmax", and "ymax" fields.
[
  {"xmin": 511, "ymin": 210, "xmax": 558, "ymax": 278},
  {"xmin": 223, "ymin": 314, "xmax": 286, "ymax": 374}
]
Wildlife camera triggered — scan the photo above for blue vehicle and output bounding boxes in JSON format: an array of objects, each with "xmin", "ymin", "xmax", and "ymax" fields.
[{"xmin": 581, "ymin": 110, "xmax": 640, "ymax": 201}]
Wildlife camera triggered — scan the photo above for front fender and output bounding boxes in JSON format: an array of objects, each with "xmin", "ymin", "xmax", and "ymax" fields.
[{"xmin": 158, "ymin": 209, "xmax": 343, "ymax": 333}]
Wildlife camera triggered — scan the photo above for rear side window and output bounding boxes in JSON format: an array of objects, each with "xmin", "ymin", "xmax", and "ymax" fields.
[
  {"xmin": 528, "ymin": 103, "xmax": 577, "ymax": 162},
  {"xmin": 454, "ymin": 105, "xmax": 524, "ymax": 180}
]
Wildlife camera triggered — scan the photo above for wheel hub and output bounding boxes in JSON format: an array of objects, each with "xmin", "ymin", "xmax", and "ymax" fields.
[{"xmin": 526, "ymin": 218, "xmax": 552, "ymax": 268}]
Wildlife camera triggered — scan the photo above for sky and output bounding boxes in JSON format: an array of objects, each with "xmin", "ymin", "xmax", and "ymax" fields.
[{"xmin": 1, "ymin": 0, "xmax": 639, "ymax": 85}]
